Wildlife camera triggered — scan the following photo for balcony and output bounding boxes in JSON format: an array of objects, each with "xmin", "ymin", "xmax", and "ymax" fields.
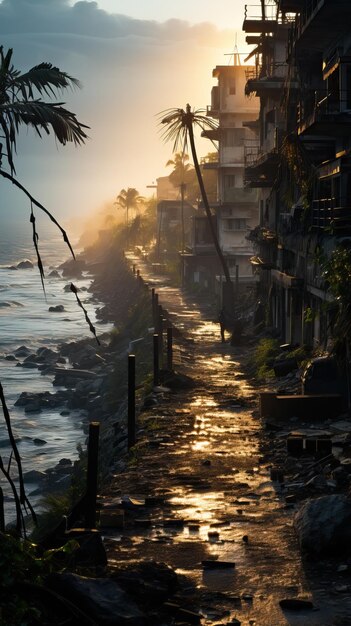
[
  {"xmin": 311, "ymin": 197, "xmax": 351, "ymax": 231},
  {"xmin": 243, "ymin": 3, "xmax": 296, "ymax": 32},
  {"xmin": 206, "ymin": 86, "xmax": 219, "ymax": 118},
  {"xmin": 245, "ymin": 63, "xmax": 292, "ymax": 96},
  {"xmin": 292, "ymin": 1, "xmax": 351, "ymax": 55},
  {"xmin": 243, "ymin": 4, "xmax": 278, "ymax": 33},
  {"xmin": 298, "ymin": 90, "xmax": 351, "ymax": 137},
  {"xmin": 244, "ymin": 140, "xmax": 281, "ymax": 187}
]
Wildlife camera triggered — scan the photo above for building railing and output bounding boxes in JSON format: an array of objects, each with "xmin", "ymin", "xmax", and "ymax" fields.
[
  {"xmin": 298, "ymin": 90, "xmax": 351, "ymax": 126},
  {"xmin": 245, "ymin": 62, "xmax": 288, "ymax": 82},
  {"xmin": 244, "ymin": 3, "xmax": 296, "ymax": 23},
  {"xmin": 312, "ymin": 197, "xmax": 351, "ymax": 230}
]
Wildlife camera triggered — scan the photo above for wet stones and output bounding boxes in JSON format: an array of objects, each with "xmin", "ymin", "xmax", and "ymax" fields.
[
  {"xmin": 45, "ymin": 572, "xmax": 145, "ymax": 626},
  {"xmin": 279, "ymin": 598, "xmax": 314, "ymax": 611},
  {"xmin": 294, "ymin": 494, "xmax": 351, "ymax": 554}
]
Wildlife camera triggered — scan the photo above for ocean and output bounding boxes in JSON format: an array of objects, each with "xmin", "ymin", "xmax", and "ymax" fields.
[{"xmin": 0, "ymin": 221, "xmax": 110, "ymax": 518}]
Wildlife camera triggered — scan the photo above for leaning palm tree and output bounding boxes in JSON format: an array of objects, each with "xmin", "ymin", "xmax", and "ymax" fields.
[
  {"xmin": 0, "ymin": 46, "xmax": 89, "ymax": 261},
  {"xmin": 114, "ymin": 187, "xmax": 145, "ymax": 228},
  {"xmin": 160, "ymin": 104, "xmax": 232, "ymax": 284}
]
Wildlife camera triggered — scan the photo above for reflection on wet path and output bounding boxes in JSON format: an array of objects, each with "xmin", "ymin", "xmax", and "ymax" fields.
[{"xmin": 103, "ymin": 257, "xmax": 350, "ymax": 626}]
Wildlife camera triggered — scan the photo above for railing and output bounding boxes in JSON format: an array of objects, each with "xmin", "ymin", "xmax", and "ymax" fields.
[
  {"xmin": 298, "ymin": 89, "xmax": 351, "ymax": 126},
  {"xmin": 244, "ymin": 3, "xmax": 296, "ymax": 22},
  {"xmin": 244, "ymin": 143, "xmax": 261, "ymax": 167},
  {"xmin": 312, "ymin": 197, "xmax": 351, "ymax": 231}
]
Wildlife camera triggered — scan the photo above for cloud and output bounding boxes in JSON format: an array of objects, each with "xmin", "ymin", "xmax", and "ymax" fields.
[
  {"xmin": 0, "ymin": 0, "xmax": 238, "ymax": 223},
  {"xmin": 0, "ymin": 0, "xmax": 235, "ymax": 46}
]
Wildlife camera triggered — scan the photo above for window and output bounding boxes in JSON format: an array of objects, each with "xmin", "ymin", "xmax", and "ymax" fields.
[
  {"xmin": 223, "ymin": 128, "xmax": 246, "ymax": 147},
  {"xmin": 228, "ymin": 79, "xmax": 236, "ymax": 95},
  {"xmin": 224, "ymin": 218, "xmax": 248, "ymax": 230},
  {"xmin": 224, "ymin": 175, "xmax": 236, "ymax": 188}
]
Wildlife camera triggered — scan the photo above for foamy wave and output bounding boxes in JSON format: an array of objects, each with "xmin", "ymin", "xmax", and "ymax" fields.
[{"xmin": 0, "ymin": 301, "xmax": 24, "ymax": 308}]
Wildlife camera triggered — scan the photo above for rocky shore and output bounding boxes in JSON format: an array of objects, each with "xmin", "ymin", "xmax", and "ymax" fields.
[{"xmin": 4, "ymin": 242, "xmax": 351, "ymax": 624}]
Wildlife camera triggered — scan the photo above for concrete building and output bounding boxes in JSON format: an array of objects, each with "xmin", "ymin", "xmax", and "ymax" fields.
[{"xmin": 243, "ymin": 0, "xmax": 351, "ymax": 347}]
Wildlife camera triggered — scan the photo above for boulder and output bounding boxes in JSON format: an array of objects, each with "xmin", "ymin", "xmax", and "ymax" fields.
[
  {"xmin": 49, "ymin": 305, "xmax": 65, "ymax": 313},
  {"xmin": 294, "ymin": 495, "xmax": 351, "ymax": 554},
  {"xmin": 45, "ymin": 572, "xmax": 145, "ymax": 625},
  {"xmin": 14, "ymin": 345, "xmax": 31, "ymax": 357},
  {"xmin": 17, "ymin": 260, "xmax": 33, "ymax": 269},
  {"xmin": 48, "ymin": 270, "xmax": 61, "ymax": 278}
]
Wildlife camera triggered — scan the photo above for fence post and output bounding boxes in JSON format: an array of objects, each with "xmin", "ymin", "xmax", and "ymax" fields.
[
  {"xmin": 167, "ymin": 327, "xmax": 173, "ymax": 371},
  {"xmin": 153, "ymin": 293, "xmax": 159, "ymax": 327},
  {"xmin": 128, "ymin": 354, "xmax": 136, "ymax": 449},
  {"xmin": 0, "ymin": 487, "xmax": 4, "ymax": 532},
  {"xmin": 158, "ymin": 305, "xmax": 164, "ymax": 366},
  {"xmin": 132, "ymin": 264, "xmax": 136, "ymax": 274},
  {"xmin": 85, "ymin": 421, "xmax": 100, "ymax": 529},
  {"xmin": 153, "ymin": 333, "xmax": 159, "ymax": 386}
]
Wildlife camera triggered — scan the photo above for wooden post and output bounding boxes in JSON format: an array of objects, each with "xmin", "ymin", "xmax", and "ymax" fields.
[
  {"xmin": 136, "ymin": 269, "xmax": 140, "ymax": 278},
  {"xmin": 128, "ymin": 354, "xmax": 136, "ymax": 449},
  {"xmin": 85, "ymin": 421, "xmax": 100, "ymax": 529},
  {"xmin": 158, "ymin": 305, "xmax": 163, "ymax": 366},
  {"xmin": 153, "ymin": 293, "xmax": 159, "ymax": 327},
  {"xmin": 0, "ymin": 487, "xmax": 4, "ymax": 532},
  {"xmin": 153, "ymin": 334, "xmax": 159, "ymax": 386},
  {"xmin": 167, "ymin": 327, "xmax": 173, "ymax": 371},
  {"xmin": 132, "ymin": 264, "xmax": 136, "ymax": 274}
]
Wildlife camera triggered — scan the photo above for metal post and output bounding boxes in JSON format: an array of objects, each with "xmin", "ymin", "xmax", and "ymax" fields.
[
  {"xmin": 85, "ymin": 421, "xmax": 100, "ymax": 529},
  {"xmin": 167, "ymin": 327, "xmax": 173, "ymax": 371},
  {"xmin": 153, "ymin": 334, "xmax": 159, "ymax": 386},
  {"xmin": 128, "ymin": 354, "xmax": 136, "ymax": 449}
]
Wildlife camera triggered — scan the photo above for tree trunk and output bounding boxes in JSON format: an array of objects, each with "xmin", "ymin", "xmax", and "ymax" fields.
[{"xmin": 187, "ymin": 119, "xmax": 232, "ymax": 284}]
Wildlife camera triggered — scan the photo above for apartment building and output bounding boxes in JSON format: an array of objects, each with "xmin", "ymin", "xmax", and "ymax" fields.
[{"xmin": 243, "ymin": 0, "xmax": 351, "ymax": 347}]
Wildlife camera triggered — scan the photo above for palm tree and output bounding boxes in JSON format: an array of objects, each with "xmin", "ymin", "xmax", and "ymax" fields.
[
  {"xmin": 114, "ymin": 187, "xmax": 145, "ymax": 229},
  {"xmin": 160, "ymin": 104, "xmax": 232, "ymax": 284},
  {"xmin": 166, "ymin": 152, "xmax": 194, "ymax": 252},
  {"xmin": 0, "ymin": 46, "xmax": 89, "ymax": 258},
  {"xmin": 0, "ymin": 47, "xmax": 89, "ymax": 536}
]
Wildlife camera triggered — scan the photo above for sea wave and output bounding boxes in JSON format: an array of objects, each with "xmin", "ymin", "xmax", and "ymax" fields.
[{"xmin": 0, "ymin": 301, "xmax": 25, "ymax": 309}]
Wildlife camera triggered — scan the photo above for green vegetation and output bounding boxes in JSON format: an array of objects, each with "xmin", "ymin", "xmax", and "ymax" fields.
[{"xmin": 251, "ymin": 338, "xmax": 280, "ymax": 379}]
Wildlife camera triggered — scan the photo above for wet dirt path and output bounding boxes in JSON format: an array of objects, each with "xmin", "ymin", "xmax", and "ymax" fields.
[{"xmin": 101, "ymin": 256, "xmax": 349, "ymax": 626}]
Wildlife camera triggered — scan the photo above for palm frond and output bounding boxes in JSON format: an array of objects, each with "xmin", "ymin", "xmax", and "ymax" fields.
[
  {"xmin": 8, "ymin": 63, "xmax": 82, "ymax": 100},
  {"xmin": 0, "ymin": 100, "xmax": 89, "ymax": 147}
]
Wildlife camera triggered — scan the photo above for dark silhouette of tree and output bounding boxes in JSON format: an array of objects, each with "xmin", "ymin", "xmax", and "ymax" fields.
[
  {"xmin": 0, "ymin": 46, "xmax": 89, "ymax": 535},
  {"xmin": 160, "ymin": 104, "xmax": 232, "ymax": 283},
  {"xmin": 114, "ymin": 187, "xmax": 145, "ymax": 229},
  {"xmin": 0, "ymin": 46, "xmax": 89, "ymax": 269}
]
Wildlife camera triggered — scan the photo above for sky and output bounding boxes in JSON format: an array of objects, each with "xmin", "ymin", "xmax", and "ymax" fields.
[{"xmin": 0, "ymin": 0, "xmax": 251, "ymax": 230}]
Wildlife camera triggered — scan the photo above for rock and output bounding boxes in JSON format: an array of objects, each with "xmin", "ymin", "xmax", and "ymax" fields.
[
  {"xmin": 33, "ymin": 438, "xmax": 47, "ymax": 446},
  {"xmin": 305, "ymin": 474, "xmax": 328, "ymax": 490},
  {"xmin": 58, "ymin": 458, "xmax": 72, "ymax": 466},
  {"xmin": 48, "ymin": 270, "xmax": 61, "ymax": 278},
  {"xmin": 5, "ymin": 355, "xmax": 17, "ymax": 361},
  {"xmin": 48, "ymin": 305, "xmax": 65, "ymax": 313},
  {"xmin": 14, "ymin": 345, "xmax": 31, "ymax": 357},
  {"xmin": 24, "ymin": 402, "xmax": 42, "ymax": 413},
  {"xmin": 279, "ymin": 598, "xmax": 314, "ymax": 611},
  {"xmin": 23, "ymin": 470, "xmax": 47, "ymax": 482},
  {"xmin": 17, "ymin": 260, "xmax": 33, "ymax": 269},
  {"xmin": 294, "ymin": 495, "xmax": 351, "ymax": 554},
  {"xmin": 45, "ymin": 572, "xmax": 145, "ymax": 625}
]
